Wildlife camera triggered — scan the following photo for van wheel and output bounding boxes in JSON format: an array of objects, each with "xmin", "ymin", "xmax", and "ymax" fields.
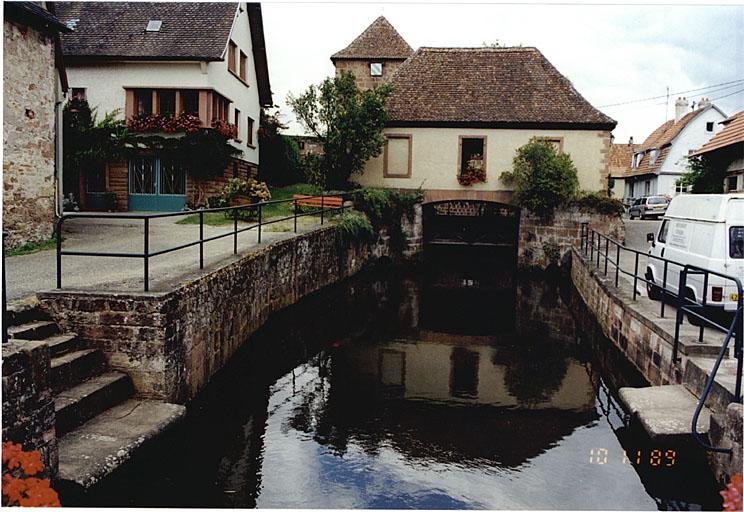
[
  {"xmin": 646, "ymin": 279, "xmax": 662, "ymax": 300},
  {"xmin": 685, "ymin": 289, "xmax": 704, "ymax": 327}
]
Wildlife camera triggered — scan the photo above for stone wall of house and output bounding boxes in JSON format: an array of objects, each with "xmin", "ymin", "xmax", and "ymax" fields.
[
  {"xmin": 334, "ymin": 59, "xmax": 405, "ymax": 90},
  {"xmin": 518, "ymin": 208, "xmax": 625, "ymax": 269},
  {"xmin": 3, "ymin": 20, "xmax": 58, "ymax": 249},
  {"xmin": 39, "ymin": 225, "xmax": 394, "ymax": 403},
  {"xmin": 1, "ymin": 340, "xmax": 57, "ymax": 477}
]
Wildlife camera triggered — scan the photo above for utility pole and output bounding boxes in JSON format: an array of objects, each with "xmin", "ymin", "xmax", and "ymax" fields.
[{"xmin": 665, "ymin": 86, "xmax": 670, "ymax": 121}]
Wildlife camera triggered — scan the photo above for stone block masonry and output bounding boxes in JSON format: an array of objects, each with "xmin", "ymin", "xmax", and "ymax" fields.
[
  {"xmin": 39, "ymin": 225, "xmax": 394, "ymax": 403},
  {"xmin": 2, "ymin": 341, "xmax": 58, "ymax": 476},
  {"xmin": 519, "ymin": 208, "xmax": 624, "ymax": 269}
]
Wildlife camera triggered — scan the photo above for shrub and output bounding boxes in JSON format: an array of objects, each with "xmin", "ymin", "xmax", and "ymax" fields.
[
  {"xmin": 335, "ymin": 210, "xmax": 374, "ymax": 244},
  {"xmin": 571, "ymin": 191, "xmax": 624, "ymax": 216},
  {"xmin": 352, "ymin": 187, "xmax": 423, "ymax": 251},
  {"xmin": 222, "ymin": 178, "xmax": 271, "ymax": 203},
  {"xmin": 501, "ymin": 139, "xmax": 579, "ymax": 221}
]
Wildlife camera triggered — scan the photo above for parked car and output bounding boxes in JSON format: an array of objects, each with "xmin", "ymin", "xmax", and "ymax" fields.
[
  {"xmin": 645, "ymin": 194, "xmax": 744, "ymax": 324},
  {"xmin": 628, "ymin": 196, "xmax": 669, "ymax": 219}
]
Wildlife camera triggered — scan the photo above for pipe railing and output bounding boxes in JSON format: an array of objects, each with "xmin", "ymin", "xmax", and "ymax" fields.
[{"xmin": 56, "ymin": 192, "xmax": 349, "ymax": 292}]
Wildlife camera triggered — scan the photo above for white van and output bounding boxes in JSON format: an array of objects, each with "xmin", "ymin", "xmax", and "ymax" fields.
[{"xmin": 646, "ymin": 194, "xmax": 744, "ymax": 321}]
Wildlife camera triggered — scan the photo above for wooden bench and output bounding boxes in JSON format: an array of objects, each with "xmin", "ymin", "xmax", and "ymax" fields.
[{"xmin": 292, "ymin": 194, "xmax": 343, "ymax": 210}]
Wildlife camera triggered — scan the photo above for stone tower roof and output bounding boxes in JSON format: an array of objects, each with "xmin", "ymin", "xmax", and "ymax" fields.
[{"xmin": 331, "ymin": 16, "xmax": 413, "ymax": 61}]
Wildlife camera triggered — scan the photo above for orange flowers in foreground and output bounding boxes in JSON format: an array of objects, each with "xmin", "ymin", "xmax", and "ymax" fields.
[
  {"xmin": 2, "ymin": 442, "xmax": 60, "ymax": 507},
  {"xmin": 721, "ymin": 473, "xmax": 743, "ymax": 511}
]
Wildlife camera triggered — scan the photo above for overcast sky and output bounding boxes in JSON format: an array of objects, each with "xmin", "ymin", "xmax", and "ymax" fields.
[{"xmin": 260, "ymin": 1, "xmax": 744, "ymax": 142}]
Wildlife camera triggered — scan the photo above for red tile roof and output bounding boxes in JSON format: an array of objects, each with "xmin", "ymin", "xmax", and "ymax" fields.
[
  {"xmin": 693, "ymin": 111, "xmax": 744, "ymax": 156},
  {"xmin": 331, "ymin": 16, "xmax": 413, "ymax": 61},
  {"xmin": 385, "ymin": 47, "xmax": 616, "ymax": 128},
  {"xmin": 609, "ymin": 143, "xmax": 640, "ymax": 178}
]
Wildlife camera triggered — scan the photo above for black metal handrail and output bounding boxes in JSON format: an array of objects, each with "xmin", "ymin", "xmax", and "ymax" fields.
[{"xmin": 56, "ymin": 192, "xmax": 349, "ymax": 292}]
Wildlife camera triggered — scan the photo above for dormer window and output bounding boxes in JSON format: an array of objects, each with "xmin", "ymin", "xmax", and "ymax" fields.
[
  {"xmin": 146, "ymin": 20, "xmax": 162, "ymax": 32},
  {"xmin": 370, "ymin": 62, "xmax": 383, "ymax": 77},
  {"xmin": 649, "ymin": 149, "xmax": 660, "ymax": 165}
]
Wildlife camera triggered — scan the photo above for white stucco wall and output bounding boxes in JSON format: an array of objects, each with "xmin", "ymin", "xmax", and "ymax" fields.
[
  {"xmin": 659, "ymin": 107, "xmax": 726, "ymax": 177},
  {"xmin": 355, "ymin": 126, "xmax": 610, "ymax": 193},
  {"xmin": 63, "ymin": 3, "xmax": 261, "ymax": 165}
]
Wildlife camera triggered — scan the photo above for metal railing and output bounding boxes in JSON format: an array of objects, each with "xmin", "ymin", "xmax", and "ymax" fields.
[
  {"xmin": 579, "ymin": 223, "xmax": 743, "ymax": 451},
  {"xmin": 56, "ymin": 192, "xmax": 349, "ymax": 292}
]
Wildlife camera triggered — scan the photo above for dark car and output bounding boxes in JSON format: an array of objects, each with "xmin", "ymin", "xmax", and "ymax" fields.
[{"xmin": 628, "ymin": 196, "xmax": 669, "ymax": 219}]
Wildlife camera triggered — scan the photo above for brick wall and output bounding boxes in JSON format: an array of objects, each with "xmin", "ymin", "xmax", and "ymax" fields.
[
  {"xmin": 39, "ymin": 224, "xmax": 395, "ymax": 403},
  {"xmin": 1, "ymin": 341, "xmax": 57, "ymax": 476},
  {"xmin": 518, "ymin": 207, "xmax": 625, "ymax": 269},
  {"xmin": 3, "ymin": 21, "xmax": 58, "ymax": 249},
  {"xmin": 333, "ymin": 58, "xmax": 406, "ymax": 90}
]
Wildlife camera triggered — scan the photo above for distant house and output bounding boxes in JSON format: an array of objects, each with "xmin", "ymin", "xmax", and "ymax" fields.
[
  {"xmin": 331, "ymin": 18, "xmax": 616, "ymax": 202},
  {"xmin": 56, "ymin": 2, "xmax": 272, "ymax": 211},
  {"xmin": 3, "ymin": 2, "xmax": 70, "ymax": 249},
  {"xmin": 692, "ymin": 111, "xmax": 744, "ymax": 193},
  {"xmin": 607, "ymin": 139, "xmax": 639, "ymax": 200},
  {"xmin": 622, "ymin": 97, "xmax": 726, "ymax": 200},
  {"xmin": 290, "ymin": 135, "xmax": 323, "ymax": 158}
]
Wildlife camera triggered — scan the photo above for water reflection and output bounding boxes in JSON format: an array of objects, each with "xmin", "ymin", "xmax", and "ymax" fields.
[{"xmin": 72, "ymin": 248, "xmax": 722, "ymax": 510}]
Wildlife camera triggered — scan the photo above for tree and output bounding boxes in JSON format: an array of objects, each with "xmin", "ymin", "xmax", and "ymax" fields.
[
  {"xmin": 678, "ymin": 155, "xmax": 724, "ymax": 194},
  {"xmin": 501, "ymin": 139, "xmax": 579, "ymax": 220},
  {"xmin": 258, "ymin": 110, "xmax": 302, "ymax": 186},
  {"xmin": 289, "ymin": 71, "xmax": 391, "ymax": 190}
]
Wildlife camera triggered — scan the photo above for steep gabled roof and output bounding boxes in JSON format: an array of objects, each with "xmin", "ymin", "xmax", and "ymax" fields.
[
  {"xmin": 331, "ymin": 16, "xmax": 413, "ymax": 61},
  {"xmin": 608, "ymin": 143, "xmax": 640, "ymax": 178},
  {"xmin": 693, "ymin": 111, "xmax": 744, "ymax": 156},
  {"xmin": 56, "ymin": 2, "xmax": 237, "ymax": 61},
  {"xmin": 4, "ymin": 1, "xmax": 71, "ymax": 33},
  {"xmin": 385, "ymin": 47, "xmax": 616, "ymax": 129}
]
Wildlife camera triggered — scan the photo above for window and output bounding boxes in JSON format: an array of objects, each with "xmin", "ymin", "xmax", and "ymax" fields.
[
  {"xmin": 71, "ymin": 87, "xmax": 86, "ymax": 101},
  {"xmin": 130, "ymin": 157, "xmax": 156, "ymax": 194},
  {"xmin": 232, "ymin": 161, "xmax": 239, "ymax": 178},
  {"xmin": 644, "ymin": 180, "xmax": 651, "ymax": 196},
  {"xmin": 730, "ymin": 227, "xmax": 744, "ymax": 258},
  {"xmin": 657, "ymin": 220, "xmax": 669, "ymax": 244},
  {"xmin": 535, "ymin": 137, "xmax": 563, "ymax": 153},
  {"xmin": 247, "ymin": 116, "xmax": 254, "ymax": 145},
  {"xmin": 145, "ymin": 20, "xmax": 162, "ymax": 32},
  {"xmin": 239, "ymin": 51, "xmax": 247, "ymax": 81},
  {"xmin": 706, "ymin": 122, "xmax": 714, "ymax": 132},
  {"xmin": 649, "ymin": 149, "xmax": 660, "ymax": 165},
  {"xmin": 675, "ymin": 183, "xmax": 689, "ymax": 194},
  {"xmin": 728, "ymin": 175, "xmax": 739, "ymax": 192},
  {"xmin": 449, "ymin": 347, "xmax": 479, "ymax": 399},
  {"xmin": 228, "ymin": 41, "xmax": 237, "ymax": 73},
  {"xmin": 383, "ymin": 134, "xmax": 412, "ymax": 178},
  {"xmin": 370, "ymin": 62, "xmax": 383, "ymax": 76},
  {"xmin": 459, "ymin": 136, "xmax": 486, "ymax": 176},
  {"xmin": 134, "ymin": 89, "xmax": 153, "ymax": 115},
  {"xmin": 234, "ymin": 108, "xmax": 241, "ymax": 139},
  {"xmin": 159, "ymin": 159, "xmax": 186, "ymax": 195},
  {"xmin": 212, "ymin": 94, "xmax": 229, "ymax": 121},
  {"xmin": 158, "ymin": 90, "xmax": 176, "ymax": 116},
  {"xmin": 181, "ymin": 90, "xmax": 199, "ymax": 115},
  {"xmin": 299, "ymin": 141, "xmax": 305, "ymax": 150},
  {"xmin": 85, "ymin": 164, "xmax": 106, "ymax": 193}
]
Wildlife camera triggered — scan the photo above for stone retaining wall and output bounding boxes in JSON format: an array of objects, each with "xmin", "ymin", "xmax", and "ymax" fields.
[
  {"xmin": 1, "ymin": 340, "xmax": 57, "ymax": 476},
  {"xmin": 39, "ymin": 226, "xmax": 393, "ymax": 403},
  {"xmin": 518, "ymin": 208, "xmax": 624, "ymax": 269}
]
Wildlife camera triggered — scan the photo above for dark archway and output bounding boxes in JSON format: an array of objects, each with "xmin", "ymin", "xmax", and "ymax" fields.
[{"xmin": 422, "ymin": 200, "xmax": 520, "ymax": 247}]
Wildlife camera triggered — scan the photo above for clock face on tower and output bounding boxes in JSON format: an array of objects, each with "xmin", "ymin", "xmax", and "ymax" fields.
[{"xmin": 370, "ymin": 62, "xmax": 383, "ymax": 77}]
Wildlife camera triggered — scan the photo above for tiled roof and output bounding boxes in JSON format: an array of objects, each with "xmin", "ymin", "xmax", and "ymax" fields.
[
  {"xmin": 629, "ymin": 107, "xmax": 717, "ymax": 176},
  {"xmin": 56, "ymin": 2, "xmax": 237, "ymax": 60},
  {"xmin": 693, "ymin": 111, "xmax": 744, "ymax": 156},
  {"xmin": 4, "ymin": 2, "xmax": 71, "ymax": 33},
  {"xmin": 385, "ymin": 47, "xmax": 616, "ymax": 128},
  {"xmin": 331, "ymin": 16, "xmax": 413, "ymax": 61},
  {"xmin": 608, "ymin": 143, "xmax": 639, "ymax": 178}
]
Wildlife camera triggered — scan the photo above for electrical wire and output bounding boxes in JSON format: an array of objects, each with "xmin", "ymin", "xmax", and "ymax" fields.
[{"xmin": 597, "ymin": 79, "xmax": 744, "ymax": 108}]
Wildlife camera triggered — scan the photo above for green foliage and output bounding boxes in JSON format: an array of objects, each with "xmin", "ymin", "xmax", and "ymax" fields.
[
  {"xmin": 222, "ymin": 177, "xmax": 271, "ymax": 202},
  {"xmin": 6, "ymin": 237, "xmax": 57, "ymax": 257},
  {"xmin": 289, "ymin": 72, "xmax": 391, "ymax": 189},
  {"xmin": 542, "ymin": 238, "xmax": 561, "ymax": 266},
  {"xmin": 258, "ymin": 110, "xmax": 303, "ymax": 186},
  {"xmin": 678, "ymin": 155, "xmax": 724, "ymax": 194},
  {"xmin": 501, "ymin": 139, "xmax": 579, "ymax": 221},
  {"xmin": 335, "ymin": 210, "xmax": 374, "ymax": 244},
  {"xmin": 571, "ymin": 191, "xmax": 625, "ymax": 216},
  {"xmin": 352, "ymin": 187, "xmax": 423, "ymax": 250}
]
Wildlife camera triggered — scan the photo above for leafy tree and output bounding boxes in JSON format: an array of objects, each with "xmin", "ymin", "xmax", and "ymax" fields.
[
  {"xmin": 678, "ymin": 155, "xmax": 724, "ymax": 193},
  {"xmin": 258, "ymin": 110, "xmax": 302, "ymax": 186},
  {"xmin": 289, "ymin": 71, "xmax": 391, "ymax": 189},
  {"xmin": 501, "ymin": 139, "xmax": 579, "ymax": 220}
]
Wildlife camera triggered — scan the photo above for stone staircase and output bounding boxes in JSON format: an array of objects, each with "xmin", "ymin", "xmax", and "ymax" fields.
[{"xmin": 7, "ymin": 303, "xmax": 185, "ymax": 491}]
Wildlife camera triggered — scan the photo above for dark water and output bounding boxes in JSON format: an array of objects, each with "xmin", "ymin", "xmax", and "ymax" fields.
[{"xmin": 69, "ymin": 246, "xmax": 723, "ymax": 510}]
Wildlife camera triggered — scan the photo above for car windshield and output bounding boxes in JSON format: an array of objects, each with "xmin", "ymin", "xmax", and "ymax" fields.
[{"xmin": 648, "ymin": 197, "xmax": 668, "ymax": 205}]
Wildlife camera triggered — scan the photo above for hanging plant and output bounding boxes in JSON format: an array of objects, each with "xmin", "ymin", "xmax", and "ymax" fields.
[
  {"xmin": 458, "ymin": 154, "xmax": 487, "ymax": 186},
  {"xmin": 127, "ymin": 113, "xmax": 202, "ymax": 134}
]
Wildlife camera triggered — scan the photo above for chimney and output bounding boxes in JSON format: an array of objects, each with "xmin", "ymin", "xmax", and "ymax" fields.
[
  {"xmin": 698, "ymin": 97, "xmax": 712, "ymax": 109},
  {"xmin": 675, "ymin": 97, "xmax": 689, "ymax": 122},
  {"xmin": 628, "ymin": 136, "xmax": 634, "ymax": 146}
]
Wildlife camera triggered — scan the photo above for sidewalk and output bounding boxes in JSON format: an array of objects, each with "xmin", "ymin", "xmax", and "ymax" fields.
[{"xmin": 5, "ymin": 214, "xmax": 325, "ymax": 301}]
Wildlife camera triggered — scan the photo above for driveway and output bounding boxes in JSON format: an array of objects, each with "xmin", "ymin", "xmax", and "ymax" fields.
[{"xmin": 5, "ymin": 214, "xmax": 325, "ymax": 301}]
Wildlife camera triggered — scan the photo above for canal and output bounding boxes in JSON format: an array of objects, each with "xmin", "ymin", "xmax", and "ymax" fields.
[{"xmin": 66, "ymin": 246, "xmax": 723, "ymax": 510}]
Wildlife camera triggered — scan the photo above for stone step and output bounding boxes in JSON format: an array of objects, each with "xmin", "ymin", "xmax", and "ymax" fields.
[
  {"xmin": 51, "ymin": 349, "xmax": 106, "ymax": 394},
  {"xmin": 55, "ymin": 372, "xmax": 134, "ymax": 437},
  {"xmin": 6, "ymin": 301, "xmax": 50, "ymax": 326},
  {"xmin": 8, "ymin": 320, "xmax": 59, "ymax": 341},
  {"xmin": 57, "ymin": 400, "xmax": 186, "ymax": 490},
  {"xmin": 44, "ymin": 334, "xmax": 80, "ymax": 357},
  {"xmin": 618, "ymin": 384, "xmax": 713, "ymax": 443},
  {"xmin": 684, "ymin": 356, "xmax": 740, "ymax": 414}
]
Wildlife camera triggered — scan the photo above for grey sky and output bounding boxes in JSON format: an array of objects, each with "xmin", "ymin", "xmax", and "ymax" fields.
[{"xmin": 261, "ymin": 1, "xmax": 744, "ymax": 143}]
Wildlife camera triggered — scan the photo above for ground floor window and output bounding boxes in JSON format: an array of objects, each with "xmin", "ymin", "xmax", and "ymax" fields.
[
  {"xmin": 159, "ymin": 159, "xmax": 186, "ymax": 195},
  {"xmin": 675, "ymin": 183, "xmax": 689, "ymax": 194},
  {"xmin": 130, "ymin": 157, "xmax": 156, "ymax": 194},
  {"xmin": 644, "ymin": 180, "xmax": 651, "ymax": 196},
  {"xmin": 727, "ymin": 175, "xmax": 740, "ymax": 192},
  {"xmin": 85, "ymin": 164, "xmax": 106, "ymax": 193}
]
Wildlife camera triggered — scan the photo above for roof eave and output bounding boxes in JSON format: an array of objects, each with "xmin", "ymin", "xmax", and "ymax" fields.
[
  {"xmin": 247, "ymin": 3, "xmax": 273, "ymax": 107},
  {"xmin": 64, "ymin": 54, "xmax": 222, "ymax": 62},
  {"xmin": 386, "ymin": 120, "xmax": 617, "ymax": 131}
]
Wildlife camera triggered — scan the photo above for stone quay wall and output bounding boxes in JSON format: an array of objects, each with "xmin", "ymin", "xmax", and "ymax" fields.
[
  {"xmin": 518, "ymin": 208, "xmax": 624, "ymax": 269},
  {"xmin": 1, "ymin": 340, "xmax": 57, "ymax": 476},
  {"xmin": 39, "ymin": 225, "xmax": 395, "ymax": 403}
]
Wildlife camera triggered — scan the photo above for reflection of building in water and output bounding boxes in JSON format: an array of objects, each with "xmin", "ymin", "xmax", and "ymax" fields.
[{"xmin": 515, "ymin": 277, "xmax": 577, "ymax": 343}]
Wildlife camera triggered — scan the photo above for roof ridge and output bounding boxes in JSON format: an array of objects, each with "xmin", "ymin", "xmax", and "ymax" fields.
[
  {"xmin": 331, "ymin": 15, "xmax": 413, "ymax": 60},
  {"xmin": 419, "ymin": 46, "xmax": 538, "ymax": 52}
]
